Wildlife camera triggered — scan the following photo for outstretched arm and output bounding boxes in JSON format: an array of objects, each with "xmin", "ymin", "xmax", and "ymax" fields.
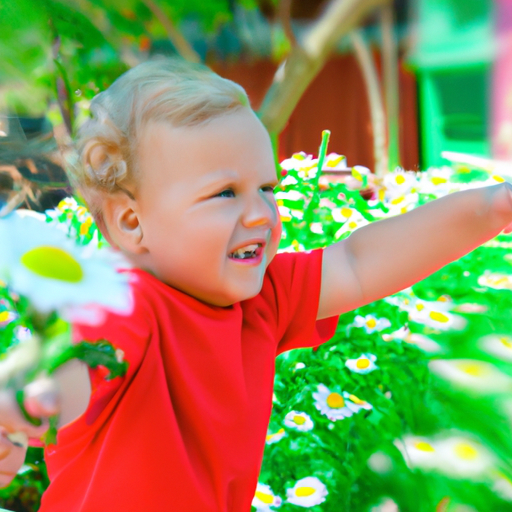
[
  {"xmin": 318, "ymin": 183, "xmax": 512, "ymax": 319},
  {"xmin": 0, "ymin": 361, "xmax": 90, "ymax": 488}
]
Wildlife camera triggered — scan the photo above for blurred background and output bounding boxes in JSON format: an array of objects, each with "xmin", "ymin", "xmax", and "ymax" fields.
[{"xmin": 0, "ymin": 0, "xmax": 508, "ymax": 177}]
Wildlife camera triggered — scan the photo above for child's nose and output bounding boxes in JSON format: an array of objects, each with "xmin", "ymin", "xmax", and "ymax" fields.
[{"xmin": 242, "ymin": 194, "xmax": 278, "ymax": 229}]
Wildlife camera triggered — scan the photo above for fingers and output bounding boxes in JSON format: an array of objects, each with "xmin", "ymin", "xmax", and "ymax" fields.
[
  {"xmin": 0, "ymin": 387, "xmax": 50, "ymax": 440},
  {"xmin": 0, "ymin": 428, "xmax": 28, "ymax": 488},
  {"xmin": 23, "ymin": 377, "xmax": 60, "ymax": 418}
]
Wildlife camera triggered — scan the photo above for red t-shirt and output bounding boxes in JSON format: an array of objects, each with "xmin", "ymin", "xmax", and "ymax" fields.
[{"xmin": 40, "ymin": 249, "xmax": 338, "ymax": 512}]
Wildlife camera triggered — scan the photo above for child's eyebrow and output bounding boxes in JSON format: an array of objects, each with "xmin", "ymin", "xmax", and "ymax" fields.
[{"xmin": 198, "ymin": 169, "xmax": 239, "ymax": 187}]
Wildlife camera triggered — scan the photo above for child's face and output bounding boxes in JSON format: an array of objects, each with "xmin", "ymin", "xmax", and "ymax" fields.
[{"xmin": 133, "ymin": 108, "xmax": 281, "ymax": 306}]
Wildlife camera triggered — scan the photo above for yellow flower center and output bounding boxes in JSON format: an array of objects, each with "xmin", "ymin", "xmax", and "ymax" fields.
[
  {"xmin": 293, "ymin": 415, "xmax": 306, "ymax": 425},
  {"xmin": 395, "ymin": 174, "xmax": 406, "ymax": 185},
  {"xmin": 431, "ymin": 177, "xmax": 447, "ymax": 185},
  {"xmin": 356, "ymin": 358, "xmax": 370, "ymax": 369},
  {"xmin": 454, "ymin": 443, "xmax": 478, "ymax": 460},
  {"xmin": 366, "ymin": 318, "xmax": 377, "ymax": 329},
  {"xmin": 276, "ymin": 199, "xmax": 284, "ymax": 206},
  {"xmin": 456, "ymin": 362, "xmax": 488, "ymax": 377},
  {"xmin": 255, "ymin": 491, "xmax": 274, "ymax": 504},
  {"xmin": 20, "ymin": 246, "xmax": 83, "ymax": 283},
  {"xmin": 0, "ymin": 311, "xmax": 11, "ymax": 323},
  {"xmin": 348, "ymin": 221, "xmax": 358, "ymax": 229},
  {"xmin": 416, "ymin": 303, "xmax": 424, "ymax": 311},
  {"xmin": 500, "ymin": 337, "xmax": 512, "ymax": 348},
  {"xmin": 414, "ymin": 441, "xmax": 435, "ymax": 452},
  {"xmin": 429, "ymin": 311, "xmax": 449, "ymax": 323},
  {"xmin": 266, "ymin": 428, "xmax": 284, "ymax": 442},
  {"xmin": 326, "ymin": 392, "xmax": 345, "ymax": 409},
  {"xmin": 341, "ymin": 207, "xmax": 353, "ymax": 218},
  {"xmin": 493, "ymin": 175, "xmax": 505, "ymax": 183},
  {"xmin": 79, "ymin": 217, "xmax": 93, "ymax": 236},
  {"xmin": 296, "ymin": 486, "xmax": 316, "ymax": 497},
  {"xmin": 326, "ymin": 155, "xmax": 345, "ymax": 167},
  {"xmin": 391, "ymin": 196, "xmax": 405, "ymax": 205}
]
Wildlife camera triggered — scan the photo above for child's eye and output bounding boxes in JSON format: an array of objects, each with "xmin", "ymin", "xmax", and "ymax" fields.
[
  {"xmin": 216, "ymin": 189, "xmax": 235, "ymax": 198},
  {"xmin": 261, "ymin": 185, "xmax": 276, "ymax": 193}
]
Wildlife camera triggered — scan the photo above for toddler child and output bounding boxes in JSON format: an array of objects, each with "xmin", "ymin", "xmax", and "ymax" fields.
[{"xmin": 2, "ymin": 58, "xmax": 512, "ymax": 511}]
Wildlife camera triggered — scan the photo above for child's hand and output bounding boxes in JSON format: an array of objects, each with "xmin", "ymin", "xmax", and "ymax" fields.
[
  {"xmin": 0, "ymin": 377, "xmax": 59, "ymax": 488},
  {"xmin": 0, "ymin": 428, "xmax": 28, "ymax": 488}
]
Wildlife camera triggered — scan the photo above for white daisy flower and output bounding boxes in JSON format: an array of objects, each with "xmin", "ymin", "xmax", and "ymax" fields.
[
  {"xmin": 478, "ymin": 334, "xmax": 512, "ymax": 362},
  {"xmin": 286, "ymin": 476, "xmax": 328, "ymax": 508},
  {"xmin": 367, "ymin": 452, "xmax": 393, "ymax": 474},
  {"xmin": 383, "ymin": 169, "xmax": 419, "ymax": 199},
  {"xmin": 478, "ymin": 272, "xmax": 512, "ymax": 290},
  {"xmin": 324, "ymin": 153, "xmax": 347, "ymax": 169},
  {"xmin": 436, "ymin": 436, "xmax": 494, "ymax": 479},
  {"xmin": 0, "ymin": 211, "xmax": 132, "ymax": 321},
  {"xmin": 280, "ymin": 174, "xmax": 298, "ymax": 186},
  {"xmin": 284, "ymin": 411, "xmax": 314, "ymax": 431},
  {"xmin": 266, "ymin": 428, "xmax": 286, "ymax": 445},
  {"xmin": 343, "ymin": 392, "xmax": 373, "ymax": 413},
  {"xmin": 280, "ymin": 152, "xmax": 318, "ymax": 172},
  {"xmin": 493, "ymin": 472, "xmax": 512, "ymax": 501},
  {"xmin": 409, "ymin": 306, "xmax": 466, "ymax": 331},
  {"xmin": 313, "ymin": 384, "xmax": 354, "ymax": 421},
  {"xmin": 274, "ymin": 190, "xmax": 305, "ymax": 203},
  {"xmin": 353, "ymin": 314, "xmax": 391, "ymax": 334},
  {"xmin": 381, "ymin": 325, "xmax": 410, "ymax": 342},
  {"xmin": 419, "ymin": 167, "xmax": 456, "ymax": 196},
  {"xmin": 395, "ymin": 435, "xmax": 438, "ymax": 470},
  {"xmin": 370, "ymin": 497, "xmax": 399, "ymax": 512},
  {"xmin": 333, "ymin": 215, "xmax": 369, "ymax": 239},
  {"xmin": 252, "ymin": 483, "xmax": 282, "ymax": 511},
  {"xmin": 345, "ymin": 353, "xmax": 378, "ymax": 374},
  {"xmin": 405, "ymin": 333, "xmax": 443, "ymax": 354},
  {"xmin": 310, "ymin": 223, "xmax": 324, "ymax": 235},
  {"xmin": 454, "ymin": 303, "xmax": 488, "ymax": 314},
  {"xmin": 429, "ymin": 359, "xmax": 512, "ymax": 394},
  {"xmin": 331, "ymin": 207, "xmax": 362, "ymax": 224},
  {"xmin": 384, "ymin": 193, "xmax": 419, "ymax": 216},
  {"xmin": 277, "ymin": 205, "xmax": 293, "ymax": 223}
]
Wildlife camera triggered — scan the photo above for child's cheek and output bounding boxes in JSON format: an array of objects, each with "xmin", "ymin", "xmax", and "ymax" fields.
[{"xmin": 269, "ymin": 216, "xmax": 282, "ymax": 254}]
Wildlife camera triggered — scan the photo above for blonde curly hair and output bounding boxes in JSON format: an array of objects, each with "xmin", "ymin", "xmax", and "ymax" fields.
[{"xmin": 68, "ymin": 58, "xmax": 249, "ymax": 219}]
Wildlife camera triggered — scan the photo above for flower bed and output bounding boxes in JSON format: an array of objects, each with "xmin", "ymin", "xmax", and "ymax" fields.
[{"xmin": 1, "ymin": 146, "xmax": 512, "ymax": 511}]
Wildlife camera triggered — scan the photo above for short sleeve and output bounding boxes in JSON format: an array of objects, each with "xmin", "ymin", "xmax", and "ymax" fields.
[
  {"xmin": 71, "ymin": 277, "xmax": 152, "ymax": 427},
  {"xmin": 263, "ymin": 249, "xmax": 339, "ymax": 355}
]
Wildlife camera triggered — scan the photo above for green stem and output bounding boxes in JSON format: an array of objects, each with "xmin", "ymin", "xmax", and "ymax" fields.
[{"xmin": 315, "ymin": 129, "xmax": 331, "ymax": 187}]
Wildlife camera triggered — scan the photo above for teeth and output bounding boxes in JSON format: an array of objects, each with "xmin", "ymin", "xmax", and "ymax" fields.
[{"xmin": 230, "ymin": 243, "xmax": 260, "ymax": 259}]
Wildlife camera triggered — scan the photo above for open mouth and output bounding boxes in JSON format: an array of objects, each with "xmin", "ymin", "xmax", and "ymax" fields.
[{"xmin": 228, "ymin": 243, "xmax": 263, "ymax": 260}]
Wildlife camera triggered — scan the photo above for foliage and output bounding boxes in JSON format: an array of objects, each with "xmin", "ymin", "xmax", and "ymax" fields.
[
  {"xmin": 253, "ymin": 141, "xmax": 512, "ymax": 511},
  {"xmin": 0, "ymin": 0, "xmax": 261, "ymax": 121}
]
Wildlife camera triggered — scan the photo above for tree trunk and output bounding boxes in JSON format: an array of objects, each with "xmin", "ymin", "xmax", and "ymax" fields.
[
  {"xmin": 381, "ymin": 4, "xmax": 400, "ymax": 171},
  {"xmin": 350, "ymin": 30, "xmax": 388, "ymax": 176},
  {"xmin": 259, "ymin": 0, "xmax": 392, "ymax": 135}
]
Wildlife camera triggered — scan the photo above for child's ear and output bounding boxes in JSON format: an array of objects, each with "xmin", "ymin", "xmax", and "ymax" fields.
[{"xmin": 102, "ymin": 194, "xmax": 147, "ymax": 255}]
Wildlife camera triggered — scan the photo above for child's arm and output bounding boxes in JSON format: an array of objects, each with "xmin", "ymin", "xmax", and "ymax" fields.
[
  {"xmin": 0, "ymin": 361, "xmax": 91, "ymax": 487},
  {"xmin": 318, "ymin": 183, "xmax": 512, "ymax": 319}
]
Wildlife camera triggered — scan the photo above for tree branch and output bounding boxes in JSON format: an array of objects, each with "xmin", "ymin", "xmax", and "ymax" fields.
[
  {"xmin": 381, "ymin": 4, "xmax": 400, "ymax": 170},
  {"xmin": 259, "ymin": 0, "xmax": 392, "ymax": 135},
  {"xmin": 278, "ymin": 0, "xmax": 298, "ymax": 48},
  {"xmin": 350, "ymin": 30, "xmax": 388, "ymax": 176},
  {"xmin": 141, "ymin": 0, "xmax": 201, "ymax": 63}
]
